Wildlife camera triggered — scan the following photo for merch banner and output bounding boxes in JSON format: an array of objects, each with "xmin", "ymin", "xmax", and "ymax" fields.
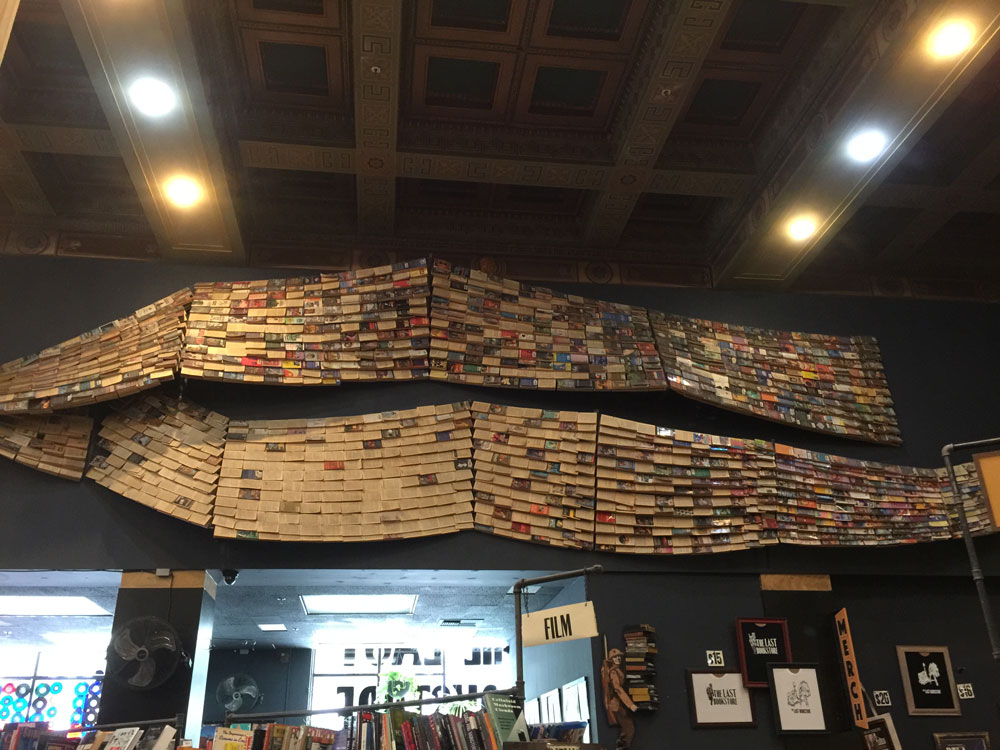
[
  {"xmin": 522, "ymin": 601, "xmax": 598, "ymax": 647},
  {"xmin": 835, "ymin": 608, "xmax": 868, "ymax": 728}
]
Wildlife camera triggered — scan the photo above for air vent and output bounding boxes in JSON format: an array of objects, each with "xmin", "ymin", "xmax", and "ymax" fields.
[{"xmin": 439, "ymin": 618, "xmax": 484, "ymax": 628}]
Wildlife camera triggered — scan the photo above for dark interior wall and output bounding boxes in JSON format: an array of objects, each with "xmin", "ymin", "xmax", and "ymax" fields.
[
  {"xmin": 201, "ymin": 647, "xmax": 313, "ymax": 726},
  {"xmin": 522, "ymin": 577, "xmax": 599, "ymax": 742}
]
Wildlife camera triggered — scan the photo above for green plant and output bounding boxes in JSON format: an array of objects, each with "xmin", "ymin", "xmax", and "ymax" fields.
[{"xmin": 377, "ymin": 670, "xmax": 418, "ymax": 703}]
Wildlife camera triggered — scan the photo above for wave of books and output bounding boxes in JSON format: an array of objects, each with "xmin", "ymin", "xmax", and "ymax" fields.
[
  {"xmin": 0, "ymin": 258, "xmax": 899, "ymax": 443},
  {"xmin": 0, "ymin": 387, "xmax": 987, "ymax": 554}
]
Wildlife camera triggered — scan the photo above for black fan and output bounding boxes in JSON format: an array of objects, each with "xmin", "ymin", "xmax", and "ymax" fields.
[
  {"xmin": 106, "ymin": 616, "xmax": 185, "ymax": 690},
  {"xmin": 216, "ymin": 673, "xmax": 261, "ymax": 713}
]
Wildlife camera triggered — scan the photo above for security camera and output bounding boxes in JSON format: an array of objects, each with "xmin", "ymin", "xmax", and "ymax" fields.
[{"xmin": 222, "ymin": 569, "xmax": 240, "ymax": 586}]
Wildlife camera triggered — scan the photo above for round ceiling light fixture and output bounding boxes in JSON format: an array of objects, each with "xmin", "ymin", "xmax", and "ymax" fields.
[
  {"xmin": 127, "ymin": 77, "xmax": 177, "ymax": 117},
  {"xmin": 927, "ymin": 19, "xmax": 976, "ymax": 59},
  {"xmin": 846, "ymin": 129, "xmax": 889, "ymax": 163},
  {"xmin": 786, "ymin": 215, "xmax": 818, "ymax": 242},
  {"xmin": 163, "ymin": 175, "xmax": 203, "ymax": 208}
]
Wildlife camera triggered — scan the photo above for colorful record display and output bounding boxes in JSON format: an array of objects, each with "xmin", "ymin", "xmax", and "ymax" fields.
[
  {"xmin": 429, "ymin": 259, "xmax": 665, "ymax": 390},
  {"xmin": 180, "ymin": 260, "xmax": 430, "ymax": 384},
  {"xmin": 938, "ymin": 460, "xmax": 995, "ymax": 536},
  {"xmin": 595, "ymin": 415, "xmax": 771, "ymax": 554},
  {"xmin": 215, "ymin": 402, "xmax": 474, "ymax": 541},
  {"xmin": 0, "ymin": 289, "xmax": 191, "ymax": 415},
  {"xmin": 770, "ymin": 444, "xmax": 949, "ymax": 546},
  {"xmin": 649, "ymin": 311, "xmax": 900, "ymax": 445},
  {"xmin": 0, "ymin": 413, "xmax": 93, "ymax": 480},
  {"xmin": 471, "ymin": 402, "xmax": 597, "ymax": 549},
  {"xmin": 86, "ymin": 394, "xmax": 228, "ymax": 527}
]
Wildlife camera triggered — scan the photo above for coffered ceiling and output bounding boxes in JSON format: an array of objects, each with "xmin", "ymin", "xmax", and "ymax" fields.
[{"xmin": 0, "ymin": 0, "xmax": 998, "ymax": 301}]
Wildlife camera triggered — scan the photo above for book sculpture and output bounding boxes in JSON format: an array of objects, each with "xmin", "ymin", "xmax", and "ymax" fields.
[
  {"xmin": 87, "ymin": 394, "xmax": 227, "ymax": 527},
  {"xmin": 214, "ymin": 402, "xmax": 474, "ymax": 541},
  {"xmin": 471, "ymin": 402, "xmax": 597, "ymax": 549},
  {"xmin": 938, "ymin": 461, "xmax": 993, "ymax": 536},
  {"xmin": 595, "ymin": 416, "xmax": 770, "ymax": 554},
  {"xmin": 0, "ymin": 289, "xmax": 190, "ymax": 415},
  {"xmin": 771, "ymin": 444, "xmax": 948, "ymax": 546},
  {"xmin": 0, "ymin": 413, "xmax": 93, "ymax": 480},
  {"xmin": 430, "ymin": 259, "xmax": 664, "ymax": 390},
  {"xmin": 650, "ymin": 311, "xmax": 900, "ymax": 445},
  {"xmin": 181, "ymin": 260, "xmax": 429, "ymax": 384}
]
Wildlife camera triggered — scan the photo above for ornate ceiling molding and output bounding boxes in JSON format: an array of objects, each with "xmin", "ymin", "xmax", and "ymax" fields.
[{"xmin": 0, "ymin": 118, "xmax": 54, "ymax": 214}]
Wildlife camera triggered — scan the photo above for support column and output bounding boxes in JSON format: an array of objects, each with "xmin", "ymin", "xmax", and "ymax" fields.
[{"xmin": 98, "ymin": 571, "xmax": 216, "ymax": 743}]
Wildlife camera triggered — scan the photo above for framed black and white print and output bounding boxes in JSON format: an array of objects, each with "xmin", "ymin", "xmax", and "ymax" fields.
[
  {"xmin": 735, "ymin": 617, "xmax": 792, "ymax": 687},
  {"xmin": 686, "ymin": 670, "xmax": 756, "ymax": 728},
  {"xmin": 767, "ymin": 663, "xmax": 827, "ymax": 734},
  {"xmin": 896, "ymin": 645, "xmax": 961, "ymax": 716},
  {"xmin": 862, "ymin": 714, "xmax": 901, "ymax": 750},
  {"xmin": 933, "ymin": 732, "xmax": 990, "ymax": 750}
]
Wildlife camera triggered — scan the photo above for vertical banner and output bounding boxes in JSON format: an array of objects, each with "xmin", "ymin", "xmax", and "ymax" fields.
[{"xmin": 834, "ymin": 608, "xmax": 868, "ymax": 728}]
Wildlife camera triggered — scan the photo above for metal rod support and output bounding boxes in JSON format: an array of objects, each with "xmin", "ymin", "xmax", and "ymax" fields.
[
  {"xmin": 942, "ymin": 448, "xmax": 1000, "ymax": 662},
  {"xmin": 88, "ymin": 715, "xmax": 183, "ymax": 731},
  {"xmin": 513, "ymin": 565, "xmax": 604, "ymax": 701},
  {"xmin": 227, "ymin": 688, "xmax": 518, "ymax": 724}
]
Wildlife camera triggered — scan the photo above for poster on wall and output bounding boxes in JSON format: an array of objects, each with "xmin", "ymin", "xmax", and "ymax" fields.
[
  {"xmin": 862, "ymin": 714, "xmax": 901, "ymax": 750},
  {"xmin": 735, "ymin": 618, "xmax": 792, "ymax": 687},
  {"xmin": 560, "ymin": 677, "xmax": 591, "ymax": 742},
  {"xmin": 686, "ymin": 670, "xmax": 756, "ymax": 728},
  {"xmin": 767, "ymin": 663, "xmax": 827, "ymax": 734},
  {"xmin": 932, "ymin": 732, "xmax": 991, "ymax": 750},
  {"xmin": 896, "ymin": 645, "xmax": 961, "ymax": 716}
]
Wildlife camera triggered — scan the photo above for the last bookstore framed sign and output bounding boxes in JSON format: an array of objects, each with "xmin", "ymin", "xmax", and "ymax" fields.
[{"xmin": 736, "ymin": 617, "xmax": 792, "ymax": 687}]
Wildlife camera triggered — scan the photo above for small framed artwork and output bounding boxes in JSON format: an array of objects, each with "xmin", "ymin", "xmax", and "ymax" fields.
[
  {"xmin": 896, "ymin": 645, "xmax": 961, "ymax": 716},
  {"xmin": 735, "ymin": 617, "xmax": 792, "ymax": 687},
  {"xmin": 560, "ymin": 676, "xmax": 591, "ymax": 742},
  {"xmin": 524, "ymin": 697, "xmax": 540, "ymax": 726},
  {"xmin": 686, "ymin": 670, "xmax": 756, "ymax": 728},
  {"xmin": 540, "ymin": 687, "xmax": 562, "ymax": 723},
  {"xmin": 767, "ymin": 663, "xmax": 827, "ymax": 734},
  {"xmin": 933, "ymin": 732, "xmax": 991, "ymax": 750},
  {"xmin": 861, "ymin": 714, "xmax": 901, "ymax": 750}
]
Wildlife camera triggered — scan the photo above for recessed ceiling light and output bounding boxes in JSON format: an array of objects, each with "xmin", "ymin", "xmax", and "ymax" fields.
[
  {"xmin": 163, "ymin": 175, "xmax": 203, "ymax": 208},
  {"xmin": 786, "ymin": 215, "xmax": 818, "ymax": 242},
  {"xmin": 301, "ymin": 594, "xmax": 418, "ymax": 615},
  {"xmin": 127, "ymin": 77, "xmax": 178, "ymax": 117},
  {"xmin": 845, "ymin": 129, "xmax": 889, "ymax": 163},
  {"xmin": 0, "ymin": 596, "xmax": 110, "ymax": 616},
  {"xmin": 927, "ymin": 20, "xmax": 975, "ymax": 59},
  {"xmin": 257, "ymin": 623, "xmax": 287, "ymax": 632}
]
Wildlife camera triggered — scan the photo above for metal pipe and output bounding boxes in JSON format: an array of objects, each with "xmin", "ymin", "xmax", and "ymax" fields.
[
  {"xmin": 227, "ymin": 688, "xmax": 518, "ymax": 724},
  {"xmin": 512, "ymin": 565, "xmax": 604, "ymax": 700},
  {"xmin": 88, "ymin": 715, "xmax": 183, "ymax": 731},
  {"xmin": 942, "ymin": 447, "xmax": 1000, "ymax": 662}
]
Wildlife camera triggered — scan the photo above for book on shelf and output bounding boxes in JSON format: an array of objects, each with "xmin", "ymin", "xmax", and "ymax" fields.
[
  {"xmin": 104, "ymin": 728, "xmax": 144, "ymax": 750},
  {"xmin": 136, "ymin": 727, "xmax": 177, "ymax": 750}
]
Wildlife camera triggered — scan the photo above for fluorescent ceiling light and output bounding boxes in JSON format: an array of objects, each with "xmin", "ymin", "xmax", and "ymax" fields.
[
  {"xmin": 127, "ymin": 77, "xmax": 177, "ymax": 117},
  {"xmin": 845, "ymin": 129, "xmax": 888, "ymax": 163},
  {"xmin": 0, "ymin": 596, "xmax": 110, "ymax": 616},
  {"xmin": 301, "ymin": 594, "xmax": 418, "ymax": 615},
  {"xmin": 257, "ymin": 623, "xmax": 287, "ymax": 632}
]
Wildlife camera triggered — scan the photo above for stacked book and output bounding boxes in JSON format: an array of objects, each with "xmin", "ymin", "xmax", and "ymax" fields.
[
  {"xmin": 649, "ymin": 311, "xmax": 901, "ymax": 445},
  {"xmin": 214, "ymin": 402, "xmax": 474, "ymax": 541},
  {"xmin": 429, "ymin": 259, "xmax": 665, "ymax": 390},
  {"xmin": 595, "ymin": 415, "xmax": 769, "ymax": 554},
  {"xmin": 180, "ymin": 260, "xmax": 430, "ymax": 385},
  {"xmin": 86, "ymin": 394, "xmax": 228, "ymax": 527},
  {"xmin": 471, "ymin": 402, "xmax": 597, "ymax": 549},
  {"xmin": 0, "ymin": 289, "xmax": 191, "ymax": 415},
  {"xmin": 768, "ymin": 444, "xmax": 949, "ymax": 546},
  {"xmin": 623, "ymin": 624, "xmax": 658, "ymax": 711},
  {"xmin": 937, "ymin": 461, "xmax": 996, "ymax": 536},
  {"xmin": 0, "ymin": 413, "xmax": 93, "ymax": 480}
]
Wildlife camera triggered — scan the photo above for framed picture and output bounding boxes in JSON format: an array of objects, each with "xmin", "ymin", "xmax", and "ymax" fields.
[
  {"xmin": 896, "ymin": 645, "xmax": 961, "ymax": 716},
  {"xmin": 560, "ymin": 676, "xmax": 591, "ymax": 742},
  {"xmin": 540, "ymin": 687, "xmax": 562, "ymax": 723},
  {"xmin": 933, "ymin": 732, "xmax": 991, "ymax": 750},
  {"xmin": 523, "ymin": 697, "xmax": 540, "ymax": 726},
  {"xmin": 686, "ymin": 670, "xmax": 756, "ymax": 728},
  {"xmin": 767, "ymin": 663, "xmax": 827, "ymax": 734},
  {"xmin": 735, "ymin": 617, "xmax": 792, "ymax": 687},
  {"xmin": 862, "ymin": 714, "xmax": 901, "ymax": 750}
]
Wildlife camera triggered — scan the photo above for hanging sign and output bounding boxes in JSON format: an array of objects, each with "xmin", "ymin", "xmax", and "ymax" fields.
[
  {"xmin": 522, "ymin": 601, "xmax": 598, "ymax": 647},
  {"xmin": 835, "ymin": 607, "xmax": 868, "ymax": 728}
]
